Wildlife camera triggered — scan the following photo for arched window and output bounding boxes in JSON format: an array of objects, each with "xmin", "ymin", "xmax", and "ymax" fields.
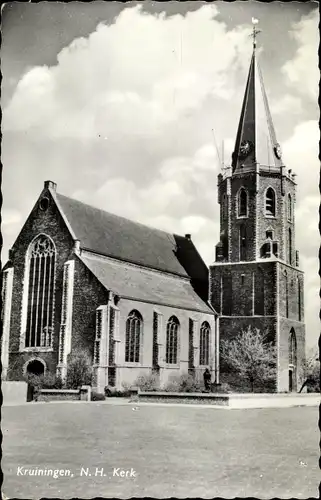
[
  {"xmin": 289, "ymin": 329, "xmax": 297, "ymax": 366},
  {"xmin": 239, "ymin": 224, "xmax": 247, "ymax": 261},
  {"xmin": 288, "ymin": 228, "xmax": 292, "ymax": 265},
  {"xmin": 199, "ymin": 322, "xmax": 210, "ymax": 366},
  {"xmin": 265, "ymin": 187, "xmax": 276, "ymax": 216},
  {"xmin": 25, "ymin": 235, "xmax": 56, "ymax": 348},
  {"xmin": 287, "ymin": 193, "xmax": 292, "ymax": 221},
  {"xmin": 125, "ymin": 310, "xmax": 142, "ymax": 363},
  {"xmin": 238, "ymin": 188, "xmax": 248, "ymax": 217},
  {"xmin": 166, "ymin": 316, "xmax": 179, "ymax": 364}
]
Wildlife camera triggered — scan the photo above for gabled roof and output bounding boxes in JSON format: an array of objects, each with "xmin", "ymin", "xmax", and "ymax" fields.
[
  {"xmin": 79, "ymin": 252, "xmax": 213, "ymax": 314},
  {"xmin": 55, "ymin": 191, "xmax": 209, "ymax": 282},
  {"xmin": 232, "ymin": 47, "xmax": 283, "ymax": 173}
]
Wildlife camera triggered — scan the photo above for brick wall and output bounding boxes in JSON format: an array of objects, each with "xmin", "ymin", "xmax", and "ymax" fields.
[
  {"xmin": 209, "ymin": 261, "xmax": 277, "ymax": 317},
  {"xmin": 72, "ymin": 256, "xmax": 109, "ymax": 359},
  {"xmin": 7, "ymin": 187, "xmax": 75, "ymax": 380}
]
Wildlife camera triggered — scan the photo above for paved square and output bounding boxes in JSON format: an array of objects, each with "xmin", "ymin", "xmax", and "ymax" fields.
[{"xmin": 2, "ymin": 403, "xmax": 319, "ymax": 498}]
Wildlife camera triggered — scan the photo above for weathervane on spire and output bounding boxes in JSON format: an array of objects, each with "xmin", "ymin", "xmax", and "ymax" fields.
[{"xmin": 250, "ymin": 17, "xmax": 261, "ymax": 50}]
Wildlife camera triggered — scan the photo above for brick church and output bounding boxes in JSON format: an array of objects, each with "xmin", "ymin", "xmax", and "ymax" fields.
[{"xmin": 2, "ymin": 31, "xmax": 305, "ymax": 393}]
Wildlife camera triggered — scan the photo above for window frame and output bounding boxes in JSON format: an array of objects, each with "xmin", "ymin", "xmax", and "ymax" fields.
[
  {"xmin": 125, "ymin": 310, "xmax": 143, "ymax": 364},
  {"xmin": 21, "ymin": 234, "xmax": 56, "ymax": 352},
  {"xmin": 265, "ymin": 187, "xmax": 276, "ymax": 218},
  {"xmin": 199, "ymin": 321, "xmax": 210, "ymax": 367},
  {"xmin": 237, "ymin": 187, "xmax": 248, "ymax": 218},
  {"xmin": 287, "ymin": 193, "xmax": 293, "ymax": 222},
  {"xmin": 165, "ymin": 315, "xmax": 180, "ymax": 366}
]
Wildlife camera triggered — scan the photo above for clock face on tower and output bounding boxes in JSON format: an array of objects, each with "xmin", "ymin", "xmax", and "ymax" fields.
[
  {"xmin": 274, "ymin": 143, "xmax": 282, "ymax": 160},
  {"xmin": 239, "ymin": 140, "xmax": 253, "ymax": 159}
]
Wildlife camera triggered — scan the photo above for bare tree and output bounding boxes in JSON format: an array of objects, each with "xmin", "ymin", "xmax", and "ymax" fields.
[
  {"xmin": 220, "ymin": 326, "xmax": 276, "ymax": 392},
  {"xmin": 299, "ymin": 347, "xmax": 320, "ymax": 393}
]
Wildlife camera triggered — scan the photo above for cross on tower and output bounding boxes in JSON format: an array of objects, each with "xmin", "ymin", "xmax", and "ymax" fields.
[{"xmin": 250, "ymin": 18, "xmax": 262, "ymax": 49}]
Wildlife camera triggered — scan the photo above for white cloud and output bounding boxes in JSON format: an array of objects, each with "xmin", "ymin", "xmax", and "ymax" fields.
[
  {"xmin": 3, "ymin": 4, "xmax": 252, "ymax": 139},
  {"xmin": 271, "ymin": 94, "xmax": 303, "ymax": 115},
  {"xmin": 282, "ymin": 10, "xmax": 319, "ymax": 100},
  {"xmin": 2, "ymin": 208, "xmax": 22, "ymax": 226}
]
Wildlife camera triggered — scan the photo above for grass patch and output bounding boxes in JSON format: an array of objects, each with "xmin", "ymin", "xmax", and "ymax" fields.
[{"xmin": 2, "ymin": 404, "xmax": 319, "ymax": 499}]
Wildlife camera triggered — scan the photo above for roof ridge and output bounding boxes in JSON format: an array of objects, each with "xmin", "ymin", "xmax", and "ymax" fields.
[
  {"xmin": 56, "ymin": 191, "xmax": 180, "ymax": 239},
  {"xmin": 81, "ymin": 249, "xmax": 191, "ymax": 280}
]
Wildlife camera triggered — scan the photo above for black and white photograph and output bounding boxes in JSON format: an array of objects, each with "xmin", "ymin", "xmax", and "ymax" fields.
[{"xmin": 1, "ymin": 1, "xmax": 319, "ymax": 498}]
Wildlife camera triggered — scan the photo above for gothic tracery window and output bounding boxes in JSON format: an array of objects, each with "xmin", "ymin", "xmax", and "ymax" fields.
[
  {"xmin": 265, "ymin": 187, "xmax": 276, "ymax": 217},
  {"xmin": 238, "ymin": 188, "xmax": 248, "ymax": 217},
  {"xmin": 25, "ymin": 235, "xmax": 56, "ymax": 348},
  {"xmin": 125, "ymin": 310, "xmax": 142, "ymax": 363},
  {"xmin": 199, "ymin": 321, "xmax": 210, "ymax": 366},
  {"xmin": 166, "ymin": 316, "xmax": 179, "ymax": 364}
]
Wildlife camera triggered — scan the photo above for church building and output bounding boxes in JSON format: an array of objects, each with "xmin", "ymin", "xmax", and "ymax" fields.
[
  {"xmin": 1, "ymin": 26, "xmax": 305, "ymax": 393},
  {"xmin": 1, "ymin": 182, "xmax": 218, "ymax": 392}
]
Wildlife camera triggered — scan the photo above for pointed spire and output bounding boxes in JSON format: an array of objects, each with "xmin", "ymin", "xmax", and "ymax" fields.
[{"xmin": 232, "ymin": 19, "xmax": 283, "ymax": 173}]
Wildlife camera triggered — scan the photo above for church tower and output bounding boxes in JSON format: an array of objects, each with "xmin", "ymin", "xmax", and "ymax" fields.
[{"xmin": 209, "ymin": 22, "xmax": 305, "ymax": 392}]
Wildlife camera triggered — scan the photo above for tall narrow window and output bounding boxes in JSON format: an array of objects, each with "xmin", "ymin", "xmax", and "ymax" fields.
[
  {"xmin": 238, "ymin": 188, "xmax": 248, "ymax": 217},
  {"xmin": 152, "ymin": 312, "xmax": 159, "ymax": 369},
  {"xmin": 239, "ymin": 224, "xmax": 247, "ymax": 261},
  {"xmin": 288, "ymin": 228, "xmax": 292, "ymax": 265},
  {"xmin": 265, "ymin": 187, "xmax": 276, "ymax": 216},
  {"xmin": 188, "ymin": 319, "xmax": 194, "ymax": 371},
  {"xmin": 287, "ymin": 193, "xmax": 292, "ymax": 221},
  {"xmin": 289, "ymin": 329, "xmax": 297, "ymax": 366},
  {"xmin": 93, "ymin": 308, "xmax": 103, "ymax": 365},
  {"xmin": 284, "ymin": 271, "xmax": 289, "ymax": 318},
  {"xmin": 222, "ymin": 194, "xmax": 227, "ymax": 221},
  {"xmin": 222, "ymin": 275, "xmax": 232, "ymax": 316},
  {"xmin": 199, "ymin": 322, "xmax": 210, "ymax": 366},
  {"xmin": 166, "ymin": 316, "xmax": 179, "ymax": 364},
  {"xmin": 108, "ymin": 307, "xmax": 116, "ymax": 386},
  {"xmin": 254, "ymin": 269, "xmax": 265, "ymax": 315},
  {"xmin": 125, "ymin": 310, "xmax": 142, "ymax": 363},
  {"xmin": 297, "ymin": 278, "xmax": 302, "ymax": 322},
  {"xmin": 25, "ymin": 235, "xmax": 56, "ymax": 348}
]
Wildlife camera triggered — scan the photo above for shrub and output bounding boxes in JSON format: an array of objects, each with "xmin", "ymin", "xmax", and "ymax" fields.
[
  {"xmin": 134, "ymin": 372, "xmax": 160, "ymax": 392},
  {"xmin": 24, "ymin": 372, "xmax": 63, "ymax": 398},
  {"xmin": 211, "ymin": 382, "xmax": 231, "ymax": 394},
  {"xmin": 163, "ymin": 373, "xmax": 202, "ymax": 393},
  {"xmin": 104, "ymin": 386, "xmax": 132, "ymax": 398},
  {"xmin": 66, "ymin": 350, "xmax": 92, "ymax": 389},
  {"xmin": 91, "ymin": 391, "xmax": 106, "ymax": 401},
  {"xmin": 41, "ymin": 372, "xmax": 63, "ymax": 389}
]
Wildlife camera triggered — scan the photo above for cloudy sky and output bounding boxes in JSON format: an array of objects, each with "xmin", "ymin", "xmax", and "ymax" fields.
[{"xmin": 2, "ymin": 2, "xmax": 319, "ymax": 346}]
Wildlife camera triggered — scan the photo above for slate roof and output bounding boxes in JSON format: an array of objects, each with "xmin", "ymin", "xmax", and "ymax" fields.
[
  {"xmin": 79, "ymin": 252, "xmax": 213, "ymax": 314},
  {"xmin": 232, "ymin": 49, "xmax": 282, "ymax": 172},
  {"xmin": 56, "ymin": 192, "xmax": 209, "ymax": 282}
]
